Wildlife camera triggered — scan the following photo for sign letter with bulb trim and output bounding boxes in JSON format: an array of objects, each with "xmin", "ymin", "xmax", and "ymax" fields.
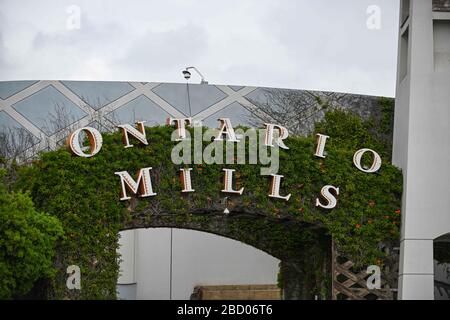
[
  {"xmin": 215, "ymin": 118, "xmax": 240, "ymax": 142},
  {"xmin": 67, "ymin": 127, "xmax": 103, "ymax": 157},
  {"xmin": 264, "ymin": 123, "xmax": 289, "ymax": 149},
  {"xmin": 268, "ymin": 174, "xmax": 291, "ymax": 201},
  {"xmin": 115, "ymin": 167, "xmax": 157, "ymax": 201},
  {"xmin": 353, "ymin": 148, "xmax": 382, "ymax": 173},
  {"xmin": 314, "ymin": 133, "xmax": 329, "ymax": 158},
  {"xmin": 316, "ymin": 185, "xmax": 339, "ymax": 209},
  {"xmin": 117, "ymin": 121, "xmax": 148, "ymax": 148},
  {"xmin": 180, "ymin": 168, "xmax": 195, "ymax": 192},
  {"xmin": 222, "ymin": 169, "xmax": 244, "ymax": 195},
  {"xmin": 170, "ymin": 117, "xmax": 192, "ymax": 140}
]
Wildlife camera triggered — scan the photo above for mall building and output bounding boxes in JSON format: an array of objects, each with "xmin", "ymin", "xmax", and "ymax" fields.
[
  {"xmin": 394, "ymin": 0, "xmax": 450, "ymax": 299},
  {"xmin": 0, "ymin": 0, "xmax": 449, "ymax": 300}
]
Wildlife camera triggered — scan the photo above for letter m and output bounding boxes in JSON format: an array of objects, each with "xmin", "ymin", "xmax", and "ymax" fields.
[{"xmin": 115, "ymin": 167, "xmax": 157, "ymax": 201}]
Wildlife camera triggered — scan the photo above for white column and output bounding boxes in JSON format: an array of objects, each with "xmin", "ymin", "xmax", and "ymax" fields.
[
  {"xmin": 398, "ymin": 239, "xmax": 434, "ymax": 299},
  {"xmin": 394, "ymin": 0, "xmax": 434, "ymax": 300},
  {"xmin": 395, "ymin": 0, "xmax": 450, "ymax": 300}
]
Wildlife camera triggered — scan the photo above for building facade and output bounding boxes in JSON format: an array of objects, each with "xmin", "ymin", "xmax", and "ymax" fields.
[
  {"xmin": 0, "ymin": 1, "xmax": 449, "ymax": 300},
  {"xmin": 394, "ymin": 0, "xmax": 450, "ymax": 300},
  {"xmin": 0, "ymin": 80, "xmax": 394, "ymax": 299}
]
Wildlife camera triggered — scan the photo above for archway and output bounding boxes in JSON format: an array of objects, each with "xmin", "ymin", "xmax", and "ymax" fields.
[
  {"xmin": 119, "ymin": 215, "xmax": 332, "ymax": 300},
  {"xmin": 117, "ymin": 227, "xmax": 313, "ymax": 300}
]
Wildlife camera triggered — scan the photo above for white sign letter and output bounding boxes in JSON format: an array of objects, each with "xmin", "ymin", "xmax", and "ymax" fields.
[
  {"xmin": 180, "ymin": 168, "xmax": 195, "ymax": 192},
  {"xmin": 268, "ymin": 174, "xmax": 291, "ymax": 201},
  {"xmin": 264, "ymin": 123, "xmax": 289, "ymax": 149},
  {"xmin": 67, "ymin": 127, "xmax": 103, "ymax": 157},
  {"xmin": 315, "ymin": 185, "xmax": 339, "ymax": 209},
  {"xmin": 169, "ymin": 117, "xmax": 192, "ymax": 140},
  {"xmin": 353, "ymin": 148, "xmax": 382, "ymax": 173},
  {"xmin": 117, "ymin": 121, "xmax": 148, "ymax": 148},
  {"xmin": 215, "ymin": 118, "xmax": 239, "ymax": 142},
  {"xmin": 314, "ymin": 133, "xmax": 329, "ymax": 158},
  {"xmin": 221, "ymin": 169, "xmax": 244, "ymax": 195},
  {"xmin": 115, "ymin": 167, "xmax": 157, "ymax": 201}
]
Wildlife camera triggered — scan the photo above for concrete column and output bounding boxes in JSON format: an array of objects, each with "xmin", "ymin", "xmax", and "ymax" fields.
[
  {"xmin": 398, "ymin": 239, "xmax": 434, "ymax": 299},
  {"xmin": 394, "ymin": 0, "xmax": 436, "ymax": 300}
]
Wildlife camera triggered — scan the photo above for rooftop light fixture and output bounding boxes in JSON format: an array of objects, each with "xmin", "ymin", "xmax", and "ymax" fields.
[{"xmin": 182, "ymin": 66, "xmax": 208, "ymax": 84}]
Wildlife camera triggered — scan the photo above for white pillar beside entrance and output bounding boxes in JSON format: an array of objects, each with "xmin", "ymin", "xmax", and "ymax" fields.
[
  {"xmin": 399, "ymin": 239, "xmax": 434, "ymax": 299},
  {"xmin": 394, "ymin": 0, "xmax": 450, "ymax": 300}
]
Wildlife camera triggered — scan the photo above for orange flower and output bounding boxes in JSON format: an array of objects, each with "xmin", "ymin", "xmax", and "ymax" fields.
[
  {"xmin": 395, "ymin": 209, "xmax": 401, "ymax": 215},
  {"xmin": 368, "ymin": 200, "xmax": 376, "ymax": 207},
  {"xmin": 355, "ymin": 224, "xmax": 361, "ymax": 229},
  {"xmin": 384, "ymin": 215, "xmax": 389, "ymax": 219}
]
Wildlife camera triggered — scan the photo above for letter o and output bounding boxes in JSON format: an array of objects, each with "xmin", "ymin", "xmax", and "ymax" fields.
[
  {"xmin": 67, "ymin": 127, "xmax": 103, "ymax": 157},
  {"xmin": 353, "ymin": 148, "xmax": 381, "ymax": 173}
]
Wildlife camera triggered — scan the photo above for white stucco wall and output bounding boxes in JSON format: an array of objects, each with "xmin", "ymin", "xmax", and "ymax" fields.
[{"xmin": 117, "ymin": 228, "xmax": 280, "ymax": 300}]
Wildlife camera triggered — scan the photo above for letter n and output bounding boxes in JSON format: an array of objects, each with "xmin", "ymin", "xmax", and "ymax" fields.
[{"xmin": 117, "ymin": 121, "xmax": 148, "ymax": 148}]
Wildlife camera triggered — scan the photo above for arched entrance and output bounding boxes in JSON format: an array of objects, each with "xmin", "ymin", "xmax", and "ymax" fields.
[
  {"xmin": 117, "ymin": 228, "xmax": 281, "ymax": 300},
  {"xmin": 119, "ymin": 214, "xmax": 332, "ymax": 300}
]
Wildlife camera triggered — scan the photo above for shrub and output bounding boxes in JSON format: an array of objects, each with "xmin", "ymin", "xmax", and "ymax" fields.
[{"xmin": 0, "ymin": 168, "xmax": 64, "ymax": 299}]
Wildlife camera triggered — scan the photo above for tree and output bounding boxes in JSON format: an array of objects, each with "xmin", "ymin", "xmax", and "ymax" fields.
[
  {"xmin": 247, "ymin": 88, "xmax": 348, "ymax": 136},
  {"xmin": 0, "ymin": 99, "xmax": 121, "ymax": 166},
  {"xmin": 0, "ymin": 168, "xmax": 64, "ymax": 299},
  {"xmin": 0, "ymin": 127, "xmax": 40, "ymax": 164}
]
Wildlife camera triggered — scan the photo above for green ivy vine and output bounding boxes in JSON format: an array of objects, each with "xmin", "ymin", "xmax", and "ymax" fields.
[{"xmin": 10, "ymin": 108, "xmax": 402, "ymax": 299}]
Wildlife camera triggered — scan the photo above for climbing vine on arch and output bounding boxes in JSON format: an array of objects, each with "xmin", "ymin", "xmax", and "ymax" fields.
[{"xmin": 10, "ymin": 109, "xmax": 402, "ymax": 299}]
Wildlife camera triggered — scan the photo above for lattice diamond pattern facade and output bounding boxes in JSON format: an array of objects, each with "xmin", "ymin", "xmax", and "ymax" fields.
[
  {"xmin": 0, "ymin": 81, "xmax": 264, "ymax": 160},
  {"xmin": 0, "ymin": 80, "xmax": 384, "ymax": 161}
]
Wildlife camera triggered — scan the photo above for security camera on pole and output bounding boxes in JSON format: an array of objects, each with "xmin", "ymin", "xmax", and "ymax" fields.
[{"xmin": 182, "ymin": 66, "xmax": 208, "ymax": 124}]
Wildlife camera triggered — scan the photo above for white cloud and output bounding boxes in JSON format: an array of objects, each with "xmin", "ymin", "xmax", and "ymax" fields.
[{"xmin": 0, "ymin": 0, "xmax": 399, "ymax": 96}]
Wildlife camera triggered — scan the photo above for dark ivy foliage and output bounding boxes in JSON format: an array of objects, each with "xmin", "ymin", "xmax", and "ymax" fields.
[{"xmin": 12, "ymin": 108, "xmax": 403, "ymax": 299}]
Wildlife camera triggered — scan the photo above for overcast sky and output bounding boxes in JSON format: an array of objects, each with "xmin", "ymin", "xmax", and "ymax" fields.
[{"xmin": 0, "ymin": 0, "xmax": 400, "ymax": 97}]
